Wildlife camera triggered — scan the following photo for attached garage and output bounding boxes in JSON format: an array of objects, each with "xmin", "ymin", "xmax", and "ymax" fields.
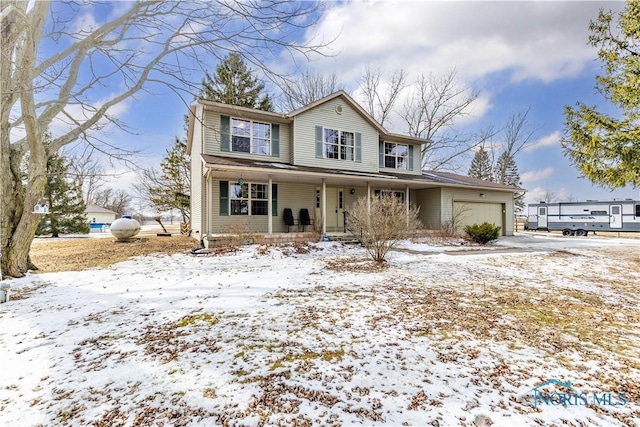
[{"xmin": 453, "ymin": 201, "xmax": 506, "ymax": 236}]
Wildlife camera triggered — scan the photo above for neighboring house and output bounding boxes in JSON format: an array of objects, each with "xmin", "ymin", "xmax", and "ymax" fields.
[
  {"xmin": 187, "ymin": 91, "xmax": 521, "ymax": 243},
  {"xmin": 86, "ymin": 205, "xmax": 117, "ymax": 225}
]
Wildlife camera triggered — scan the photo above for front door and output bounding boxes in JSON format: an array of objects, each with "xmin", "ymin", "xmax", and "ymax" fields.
[
  {"xmin": 316, "ymin": 187, "xmax": 344, "ymax": 231},
  {"xmin": 538, "ymin": 206, "xmax": 548, "ymax": 229},
  {"xmin": 609, "ymin": 204, "xmax": 622, "ymax": 229}
]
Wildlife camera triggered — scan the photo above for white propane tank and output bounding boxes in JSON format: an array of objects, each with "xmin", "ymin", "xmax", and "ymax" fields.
[{"xmin": 110, "ymin": 215, "xmax": 141, "ymax": 241}]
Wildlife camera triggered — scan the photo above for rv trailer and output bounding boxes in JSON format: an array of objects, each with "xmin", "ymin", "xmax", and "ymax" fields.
[{"xmin": 526, "ymin": 200, "xmax": 640, "ymax": 236}]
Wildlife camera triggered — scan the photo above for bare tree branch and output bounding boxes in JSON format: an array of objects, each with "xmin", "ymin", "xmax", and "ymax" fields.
[
  {"xmin": 399, "ymin": 68, "xmax": 479, "ymax": 171},
  {"xmin": 359, "ymin": 65, "xmax": 407, "ymax": 127},
  {"xmin": 277, "ymin": 70, "xmax": 345, "ymax": 111}
]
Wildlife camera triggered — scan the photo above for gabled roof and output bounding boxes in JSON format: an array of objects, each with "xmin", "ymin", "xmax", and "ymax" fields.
[
  {"xmin": 287, "ymin": 90, "xmax": 430, "ymax": 146},
  {"xmin": 86, "ymin": 205, "xmax": 117, "ymax": 214},
  {"xmin": 288, "ymin": 90, "xmax": 386, "ymax": 133}
]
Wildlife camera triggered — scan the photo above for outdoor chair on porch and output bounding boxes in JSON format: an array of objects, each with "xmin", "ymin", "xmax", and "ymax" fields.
[
  {"xmin": 299, "ymin": 209, "xmax": 312, "ymax": 232},
  {"xmin": 283, "ymin": 208, "xmax": 296, "ymax": 232}
]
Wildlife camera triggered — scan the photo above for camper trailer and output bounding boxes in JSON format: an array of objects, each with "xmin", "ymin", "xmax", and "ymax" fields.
[{"xmin": 527, "ymin": 200, "xmax": 640, "ymax": 236}]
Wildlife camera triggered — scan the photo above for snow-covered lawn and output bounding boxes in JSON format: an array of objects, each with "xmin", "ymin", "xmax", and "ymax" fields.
[{"xmin": 1, "ymin": 234, "xmax": 639, "ymax": 426}]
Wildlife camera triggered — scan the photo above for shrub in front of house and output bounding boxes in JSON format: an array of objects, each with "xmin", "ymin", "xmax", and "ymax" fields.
[
  {"xmin": 346, "ymin": 194, "xmax": 421, "ymax": 263},
  {"xmin": 463, "ymin": 222, "xmax": 501, "ymax": 244}
]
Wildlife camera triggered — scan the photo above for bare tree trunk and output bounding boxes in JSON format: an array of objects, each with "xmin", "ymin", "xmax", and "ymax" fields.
[{"xmin": 1, "ymin": 147, "xmax": 47, "ymax": 278}]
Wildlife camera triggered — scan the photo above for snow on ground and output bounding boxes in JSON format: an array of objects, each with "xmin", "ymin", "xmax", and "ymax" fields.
[{"xmin": 1, "ymin": 234, "xmax": 639, "ymax": 426}]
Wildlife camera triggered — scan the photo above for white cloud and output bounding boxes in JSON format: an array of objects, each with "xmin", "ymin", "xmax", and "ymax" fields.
[
  {"xmin": 524, "ymin": 131, "xmax": 561, "ymax": 153},
  {"xmin": 297, "ymin": 1, "xmax": 621, "ymax": 95},
  {"xmin": 48, "ymin": 96, "xmax": 131, "ymax": 139},
  {"xmin": 524, "ymin": 186, "xmax": 570, "ymax": 206},
  {"xmin": 72, "ymin": 12, "xmax": 99, "ymax": 36},
  {"xmin": 521, "ymin": 167, "xmax": 555, "ymax": 184}
]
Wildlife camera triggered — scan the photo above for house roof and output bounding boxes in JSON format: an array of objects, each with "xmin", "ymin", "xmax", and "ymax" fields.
[
  {"xmin": 86, "ymin": 205, "xmax": 118, "ymax": 214},
  {"xmin": 422, "ymin": 171, "xmax": 525, "ymax": 191},
  {"xmin": 288, "ymin": 90, "xmax": 388, "ymax": 133},
  {"xmin": 201, "ymin": 154, "xmax": 523, "ymax": 193}
]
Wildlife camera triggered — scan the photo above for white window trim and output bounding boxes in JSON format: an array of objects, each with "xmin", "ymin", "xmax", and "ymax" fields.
[
  {"xmin": 231, "ymin": 118, "xmax": 271, "ymax": 156},
  {"xmin": 323, "ymin": 127, "xmax": 355, "ymax": 161},
  {"xmin": 229, "ymin": 182, "xmax": 269, "ymax": 216},
  {"xmin": 384, "ymin": 142, "xmax": 409, "ymax": 170}
]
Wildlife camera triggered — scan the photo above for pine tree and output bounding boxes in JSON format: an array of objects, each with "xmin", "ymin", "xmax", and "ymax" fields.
[
  {"xmin": 200, "ymin": 52, "xmax": 273, "ymax": 111},
  {"xmin": 36, "ymin": 154, "xmax": 89, "ymax": 237},
  {"xmin": 562, "ymin": 2, "xmax": 640, "ymax": 188},
  {"xmin": 495, "ymin": 152, "xmax": 525, "ymax": 211},
  {"xmin": 468, "ymin": 146, "xmax": 493, "ymax": 181},
  {"xmin": 137, "ymin": 137, "xmax": 191, "ymax": 222}
]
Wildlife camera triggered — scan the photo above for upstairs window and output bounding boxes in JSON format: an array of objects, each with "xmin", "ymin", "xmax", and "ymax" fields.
[
  {"xmin": 324, "ymin": 128, "xmax": 354, "ymax": 161},
  {"xmin": 230, "ymin": 182, "xmax": 268, "ymax": 215},
  {"xmin": 231, "ymin": 119, "xmax": 271, "ymax": 155},
  {"xmin": 384, "ymin": 142, "xmax": 408, "ymax": 170}
]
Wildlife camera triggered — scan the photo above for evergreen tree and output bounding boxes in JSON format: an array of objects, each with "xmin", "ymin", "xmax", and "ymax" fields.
[
  {"xmin": 200, "ymin": 52, "xmax": 273, "ymax": 111},
  {"xmin": 137, "ymin": 137, "xmax": 191, "ymax": 222},
  {"xmin": 36, "ymin": 154, "xmax": 89, "ymax": 237},
  {"xmin": 495, "ymin": 152, "xmax": 525, "ymax": 211},
  {"xmin": 468, "ymin": 146, "xmax": 493, "ymax": 181},
  {"xmin": 562, "ymin": 1, "xmax": 640, "ymax": 188}
]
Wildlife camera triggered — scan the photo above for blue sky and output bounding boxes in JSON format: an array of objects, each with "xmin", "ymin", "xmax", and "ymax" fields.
[{"xmin": 72, "ymin": 1, "xmax": 638, "ymax": 206}]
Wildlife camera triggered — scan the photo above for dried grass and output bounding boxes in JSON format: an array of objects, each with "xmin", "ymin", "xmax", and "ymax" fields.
[{"xmin": 30, "ymin": 235, "xmax": 197, "ymax": 273}]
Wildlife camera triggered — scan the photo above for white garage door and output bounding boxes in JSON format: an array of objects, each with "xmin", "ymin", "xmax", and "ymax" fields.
[{"xmin": 453, "ymin": 202, "xmax": 505, "ymax": 236}]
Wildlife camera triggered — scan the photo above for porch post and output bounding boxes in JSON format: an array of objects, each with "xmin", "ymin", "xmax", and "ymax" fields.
[
  {"xmin": 367, "ymin": 182, "xmax": 371, "ymax": 213},
  {"xmin": 267, "ymin": 175, "xmax": 273, "ymax": 235},
  {"xmin": 322, "ymin": 179, "xmax": 327, "ymax": 235},
  {"xmin": 406, "ymin": 184, "xmax": 410, "ymax": 226},
  {"xmin": 207, "ymin": 172, "xmax": 212, "ymax": 234}
]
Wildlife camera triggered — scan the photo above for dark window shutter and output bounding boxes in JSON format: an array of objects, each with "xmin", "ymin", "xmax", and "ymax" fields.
[
  {"xmin": 379, "ymin": 141, "xmax": 384, "ymax": 168},
  {"xmin": 271, "ymin": 124, "xmax": 280, "ymax": 157},
  {"xmin": 315, "ymin": 126, "xmax": 323, "ymax": 158},
  {"xmin": 355, "ymin": 133, "xmax": 362, "ymax": 163},
  {"xmin": 220, "ymin": 116, "xmax": 230, "ymax": 152},
  {"xmin": 271, "ymin": 183, "xmax": 278, "ymax": 216},
  {"xmin": 219, "ymin": 181, "xmax": 228, "ymax": 216},
  {"xmin": 408, "ymin": 145, "xmax": 414, "ymax": 171}
]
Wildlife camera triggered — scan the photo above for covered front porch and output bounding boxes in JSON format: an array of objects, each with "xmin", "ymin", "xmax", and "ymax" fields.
[{"xmin": 200, "ymin": 155, "xmax": 429, "ymax": 240}]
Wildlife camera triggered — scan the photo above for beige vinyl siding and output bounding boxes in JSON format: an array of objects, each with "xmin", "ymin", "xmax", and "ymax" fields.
[
  {"xmin": 209, "ymin": 180, "xmax": 315, "ymax": 233},
  {"xmin": 190, "ymin": 151, "xmax": 203, "ymax": 240},
  {"xmin": 414, "ymin": 188, "xmax": 442, "ymax": 229},
  {"xmin": 293, "ymin": 98, "xmax": 379, "ymax": 173},
  {"xmin": 203, "ymin": 110, "xmax": 291, "ymax": 163},
  {"xmin": 442, "ymin": 188, "xmax": 514, "ymax": 236}
]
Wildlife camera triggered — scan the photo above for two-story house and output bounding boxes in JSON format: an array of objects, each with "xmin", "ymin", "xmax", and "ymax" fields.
[{"xmin": 187, "ymin": 91, "xmax": 520, "ymax": 243}]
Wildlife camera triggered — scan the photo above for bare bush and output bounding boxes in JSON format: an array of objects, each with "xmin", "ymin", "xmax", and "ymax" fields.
[
  {"xmin": 438, "ymin": 205, "xmax": 471, "ymax": 238},
  {"xmin": 225, "ymin": 221, "xmax": 256, "ymax": 248},
  {"xmin": 347, "ymin": 195, "xmax": 421, "ymax": 263}
]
